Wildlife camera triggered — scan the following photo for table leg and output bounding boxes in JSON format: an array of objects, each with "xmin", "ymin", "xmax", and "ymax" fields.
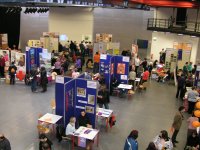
[
  {"xmin": 97, "ymin": 132, "xmax": 99, "ymax": 147},
  {"xmin": 72, "ymin": 136, "xmax": 74, "ymax": 150}
]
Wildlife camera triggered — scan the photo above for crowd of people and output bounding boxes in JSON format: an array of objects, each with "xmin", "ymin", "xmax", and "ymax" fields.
[{"xmin": 1, "ymin": 43, "xmax": 200, "ymax": 150}]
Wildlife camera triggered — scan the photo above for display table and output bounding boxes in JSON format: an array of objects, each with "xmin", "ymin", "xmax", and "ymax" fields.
[
  {"xmin": 96, "ymin": 108, "xmax": 113, "ymax": 131},
  {"xmin": 118, "ymin": 84, "xmax": 132, "ymax": 90},
  {"xmin": 72, "ymin": 126, "xmax": 99, "ymax": 150},
  {"xmin": 38, "ymin": 113, "xmax": 62, "ymax": 133},
  {"xmin": 38, "ymin": 113, "xmax": 62, "ymax": 124}
]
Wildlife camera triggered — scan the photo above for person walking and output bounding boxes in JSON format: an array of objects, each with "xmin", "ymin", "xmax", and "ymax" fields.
[
  {"xmin": 40, "ymin": 67, "xmax": 48, "ymax": 92},
  {"xmin": 129, "ymin": 68, "xmax": 136, "ymax": 90},
  {"xmin": 97, "ymin": 85, "xmax": 110, "ymax": 109},
  {"xmin": 176, "ymin": 74, "xmax": 186, "ymax": 100},
  {"xmin": 124, "ymin": 130, "xmax": 139, "ymax": 150},
  {"xmin": 171, "ymin": 106, "xmax": 185, "ymax": 147},
  {"xmin": 93, "ymin": 52, "xmax": 100, "ymax": 74},
  {"xmin": 8, "ymin": 62, "xmax": 17, "ymax": 85},
  {"xmin": 187, "ymin": 87, "xmax": 199, "ymax": 114},
  {"xmin": 0, "ymin": 134, "xmax": 11, "ymax": 150}
]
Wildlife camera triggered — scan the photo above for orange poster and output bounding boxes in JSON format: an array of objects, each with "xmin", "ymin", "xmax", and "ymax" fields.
[{"xmin": 117, "ymin": 63, "xmax": 125, "ymax": 74}]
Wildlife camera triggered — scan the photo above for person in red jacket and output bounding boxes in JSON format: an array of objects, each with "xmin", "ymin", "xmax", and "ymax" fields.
[
  {"xmin": 142, "ymin": 68, "xmax": 149, "ymax": 83},
  {"xmin": 0, "ymin": 55, "xmax": 5, "ymax": 78}
]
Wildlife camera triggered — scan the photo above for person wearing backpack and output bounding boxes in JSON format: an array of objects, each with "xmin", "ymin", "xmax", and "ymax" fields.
[
  {"xmin": 124, "ymin": 130, "xmax": 139, "ymax": 150},
  {"xmin": 8, "ymin": 62, "xmax": 17, "ymax": 85}
]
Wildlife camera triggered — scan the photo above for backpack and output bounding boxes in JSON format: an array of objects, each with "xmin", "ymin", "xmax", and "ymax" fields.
[{"xmin": 11, "ymin": 68, "xmax": 15, "ymax": 73}]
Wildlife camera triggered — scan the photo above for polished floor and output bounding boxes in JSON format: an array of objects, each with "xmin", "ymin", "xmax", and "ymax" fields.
[{"xmin": 0, "ymin": 79, "xmax": 189, "ymax": 150}]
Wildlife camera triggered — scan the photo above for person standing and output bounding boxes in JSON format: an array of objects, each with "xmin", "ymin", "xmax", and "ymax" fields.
[
  {"xmin": 171, "ymin": 106, "xmax": 185, "ymax": 147},
  {"xmin": 129, "ymin": 68, "xmax": 136, "ymax": 90},
  {"xmin": 8, "ymin": 62, "xmax": 17, "ymax": 85},
  {"xmin": 54, "ymin": 58, "xmax": 61, "ymax": 75},
  {"xmin": 0, "ymin": 55, "xmax": 5, "ymax": 78},
  {"xmin": 93, "ymin": 52, "xmax": 100, "ymax": 74},
  {"xmin": 30, "ymin": 67, "xmax": 38, "ymax": 92},
  {"xmin": 97, "ymin": 85, "xmax": 110, "ymax": 109},
  {"xmin": 134, "ymin": 55, "xmax": 140, "ymax": 75},
  {"xmin": 183, "ymin": 62, "xmax": 189, "ymax": 75},
  {"xmin": 187, "ymin": 62, "xmax": 193, "ymax": 73},
  {"xmin": 124, "ymin": 130, "xmax": 139, "ymax": 150},
  {"xmin": 0, "ymin": 134, "xmax": 11, "ymax": 150},
  {"xmin": 140, "ymin": 58, "xmax": 148, "ymax": 70},
  {"xmin": 40, "ymin": 67, "xmax": 48, "ymax": 92},
  {"xmin": 187, "ymin": 87, "xmax": 199, "ymax": 114},
  {"xmin": 176, "ymin": 74, "xmax": 186, "ymax": 100}
]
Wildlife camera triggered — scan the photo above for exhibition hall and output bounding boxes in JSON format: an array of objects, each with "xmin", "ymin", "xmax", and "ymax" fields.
[{"xmin": 1, "ymin": 0, "xmax": 200, "ymax": 150}]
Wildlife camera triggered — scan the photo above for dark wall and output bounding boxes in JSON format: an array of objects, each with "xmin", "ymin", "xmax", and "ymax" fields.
[{"xmin": 0, "ymin": 7, "xmax": 20, "ymax": 49}]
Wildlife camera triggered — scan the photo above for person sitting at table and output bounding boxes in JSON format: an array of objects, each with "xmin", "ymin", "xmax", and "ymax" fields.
[
  {"xmin": 77, "ymin": 110, "xmax": 92, "ymax": 128},
  {"xmin": 65, "ymin": 117, "xmax": 76, "ymax": 136},
  {"xmin": 110, "ymin": 77, "xmax": 119, "ymax": 95},
  {"xmin": 97, "ymin": 85, "xmax": 110, "ymax": 109}
]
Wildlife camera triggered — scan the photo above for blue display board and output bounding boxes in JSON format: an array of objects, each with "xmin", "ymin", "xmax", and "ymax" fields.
[
  {"xmin": 74, "ymin": 78, "xmax": 97, "ymax": 128},
  {"xmin": 56, "ymin": 76, "xmax": 97, "ymax": 127},
  {"xmin": 114, "ymin": 55, "xmax": 129, "ymax": 84},
  {"xmin": 194, "ymin": 66, "xmax": 200, "ymax": 87},
  {"xmin": 26, "ymin": 47, "xmax": 43, "ymax": 72},
  {"xmin": 55, "ymin": 76, "xmax": 72, "ymax": 124},
  {"xmin": 99, "ymin": 54, "xmax": 112, "ymax": 90},
  {"xmin": 64, "ymin": 79, "xmax": 76, "ymax": 126}
]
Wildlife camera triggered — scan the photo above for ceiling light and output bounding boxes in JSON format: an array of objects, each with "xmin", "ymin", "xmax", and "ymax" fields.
[{"xmin": 178, "ymin": 34, "xmax": 183, "ymax": 36}]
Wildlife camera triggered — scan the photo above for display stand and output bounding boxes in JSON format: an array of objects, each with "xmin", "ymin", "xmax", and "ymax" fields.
[
  {"xmin": 165, "ymin": 48, "xmax": 177, "ymax": 73},
  {"xmin": 55, "ymin": 76, "xmax": 98, "ymax": 127},
  {"xmin": 113, "ymin": 55, "xmax": 129, "ymax": 84},
  {"xmin": 55, "ymin": 76, "xmax": 72, "ymax": 124},
  {"xmin": 194, "ymin": 65, "xmax": 200, "ymax": 87},
  {"xmin": 99, "ymin": 54, "xmax": 129, "ymax": 90}
]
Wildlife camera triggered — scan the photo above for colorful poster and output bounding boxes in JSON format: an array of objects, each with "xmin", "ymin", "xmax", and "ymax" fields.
[
  {"xmin": 39, "ymin": 52, "xmax": 51, "ymax": 70},
  {"xmin": 85, "ymin": 106, "xmax": 94, "ymax": 114},
  {"xmin": 117, "ymin": 63, "xmax": 125, "ymax": 74},
  {"xmin": 111, "ymin": 63, "xmax": 114, "ymax": 75},
  {"xmin": 88, "ymin": 95, "xmax": 95, "ymax": 105},
  {"xmin": 77, "ymin": 87, "xmax": 86, "ymax": 98}
]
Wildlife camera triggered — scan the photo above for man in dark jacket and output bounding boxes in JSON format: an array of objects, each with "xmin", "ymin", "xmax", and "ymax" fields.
[
  {"xmin": 0, "ymin": 134, "xmax": 11, "ymax": 150},
  {"xmin": 40, "ymin": 67, "xmax": 48, "ymax": 92},
  {"xmin": 30, "ymin": 66, "xmax": 38, "ymax": 92},
  {"xmin": 97, "ymin": 85, "xmax": 110, "ymax": 109},
  {"xmin": 176, "ymin": 74, "xmax": 186, "ymax": 100},
  {"xmin": 8, "ymin": 62, "xmax": 17, "ymax": 85}
]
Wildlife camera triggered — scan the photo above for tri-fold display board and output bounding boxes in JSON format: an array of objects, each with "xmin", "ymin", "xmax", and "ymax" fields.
[
  {"xmin": 99, "ymin": 54, "xmax": 130, "ymax": 90},
  {"xmin": 55, "ymin": 75, "xmax": 98, "ymax": 128},
  {"xmin": 26, "ymin": 47, "xmax": 51, "ymax": 72}
]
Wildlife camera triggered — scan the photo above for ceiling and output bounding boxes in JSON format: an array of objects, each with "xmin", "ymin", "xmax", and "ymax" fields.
[
  {"xmin": 0, "ymin": 0, "xmax": 200, "ymax": 8},
  {"xmin": 129, "ymin": 0, "xmax": 200, "ymax": 8}
]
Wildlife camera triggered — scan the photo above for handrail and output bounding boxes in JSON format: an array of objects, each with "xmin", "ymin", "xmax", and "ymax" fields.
[{"xmin": 147, "ymin": 18, "xmax": 200, "ymax": 35}]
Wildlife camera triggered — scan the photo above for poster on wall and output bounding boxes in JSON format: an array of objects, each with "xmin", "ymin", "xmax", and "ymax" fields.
[
  {"xmin": 117, "ymin": 63, "xmax": 125, "ymax": 74},
  {"xmin": 77, "ymin": 87, "xmax": 86, "ymax": 97},
  {"xmin": 82, "ymin": 35, "xmax": 92, "ymax": 42},
  {"xmin": 111, "ymin": 63, "xmax": 114, "ymax": 75},
  {"xmin": 0, "ymin": 50, "xmax": 10, "ymax": 69},
  {"xmin": 30, "ymin": 48, "xmax": 35, "ymax": 69}
]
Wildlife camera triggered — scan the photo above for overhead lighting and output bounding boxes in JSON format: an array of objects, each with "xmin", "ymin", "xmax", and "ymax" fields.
[
  {"xmin": 153, "ymin": 31, "xmax": 157, "ymax": 32},
  {"xmin": 178, "ymin": 34, "xmax": 183, "ymax": 36}
]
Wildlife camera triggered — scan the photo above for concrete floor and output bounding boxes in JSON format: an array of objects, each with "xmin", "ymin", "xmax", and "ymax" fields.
[{"xmin": 0, "ymin": 79, "xmax": 189, "ymax": 150}]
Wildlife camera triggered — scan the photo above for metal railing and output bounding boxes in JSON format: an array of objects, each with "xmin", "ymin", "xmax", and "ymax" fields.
[{"xmin": 147, "ymin": 18, "xmax": 200, "ymax": 35}]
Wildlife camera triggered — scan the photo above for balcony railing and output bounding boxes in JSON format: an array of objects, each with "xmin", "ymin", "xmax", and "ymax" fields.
[{"xmin": 147, "ymin": 18, "xmax": 200, "ymax": 36}]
